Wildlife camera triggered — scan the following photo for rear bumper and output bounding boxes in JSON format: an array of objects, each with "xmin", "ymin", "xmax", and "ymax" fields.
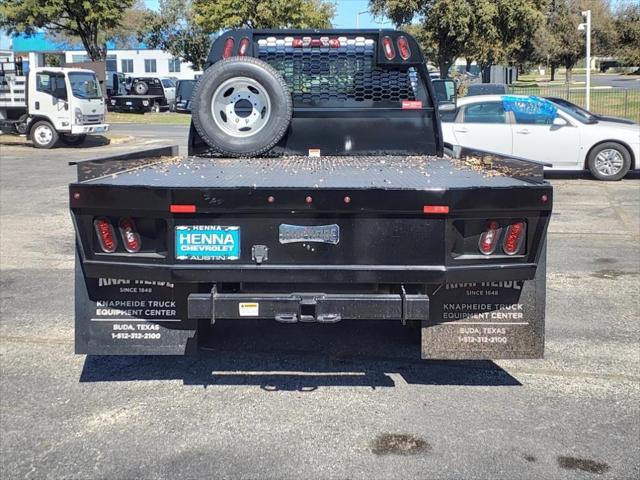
[
  {"xmin": 81, "ymin": 259, "xmax": 539, "ymax": 284},
  {"xmin": 71, "ymin": 124, "xmax": 109, "ymax": 135},
  {"xmin": 188, "ymin": 290, "xmax": 429, "ymax": 323}
]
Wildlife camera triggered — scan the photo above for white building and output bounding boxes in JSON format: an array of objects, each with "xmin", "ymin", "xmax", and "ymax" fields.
[{"xmin": 11, "ymin": 32, "xmax": 202, "ymax": 80}]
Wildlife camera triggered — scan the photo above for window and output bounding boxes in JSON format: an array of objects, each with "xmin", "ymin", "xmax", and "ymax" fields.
[
  {"xmin": 168, "ymin": 58, "xmax": 181, "ymax": 73},
  {"xmin": 71, "ymin": 54, "xmax": 89, "ymax": 63},
  {"xmin": 106, "ymin": 54, "xmax": 117, "ymax": 72},
  {"xmin": 161, "ymin": 78, "xmax": 175, "ymax": 88},
  {"xmin": 121, "ymin": 59, "xmax": 133, "ymax": 73},
  {"xmin": 36, "ymin": 72, "xmax": 67, "ymax": 100},
  {"xmin": 68, "ymin": 72, "xmax": 102, "ymax": 99},
  {"xmin": 462, "ymin": 102, "xmax": 506, "ymax": 124},
  {"xmin": 504, "ymin": 96, "xmax": 557, "ymax": 125},
  {"xmin": 144, "ymin": 59, "xmax": 157, "ymax": 73}
]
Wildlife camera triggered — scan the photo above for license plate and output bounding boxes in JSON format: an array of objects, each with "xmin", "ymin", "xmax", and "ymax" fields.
[
  {"xmin": 94, "ymin": 126, "xmax": 105, "ymax": 132},
  {"xmin": 175, "ymin": 226, "xmax": 240, "ymax": 260},
  {"xmin": 279, "ymin": 224, "xmax": 340, "ymax": 245},
  {"xmin": 125, "ymin": 101, "xmax": 132, "ymax": 105}
]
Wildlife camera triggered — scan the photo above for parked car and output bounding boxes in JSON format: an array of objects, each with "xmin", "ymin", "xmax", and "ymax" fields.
[
  {"xmin": 441, "ymin": 94, "xmax": 639, "ymax": 180},
  {"xmin": 545, "ymin": 97, "xmax": 637, "ymax": 125}
]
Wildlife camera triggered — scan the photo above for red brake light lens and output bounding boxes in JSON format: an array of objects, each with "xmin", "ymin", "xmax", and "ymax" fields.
[
  {"xmin": 328, "ymin": 38, "xmax": 340, "ymax": 48},
  {"xmin": 478, "ymin": 220, "xmax": 501, "ymax": 255},
  {"xmin": 94, "ymin": 218, "xmax": 117, "ymax": 253},
  {"xmin": 222, "ymin": 37, "xmax": 235, "ymax": 58},
  {"xmin": 292, "ymin": 38, "xmax": 303, "ymax": 48},
  {"xmin": 238, "ymin": 37, "xmax": 250, "ymax": 56},
  {"xmin": 118, "ymin": 217, "xmax": 141, "ymax": 253},
  {"xmin": 382, "ymin": 36, "xmax": 396, "ymax": 60},
  {"xmin": 397, "ymin": 36, "xmax": 411, "ymax": 60},
  {"xmin": 503, "ymin": 221, "xmax": 526, "ymax": 255}
]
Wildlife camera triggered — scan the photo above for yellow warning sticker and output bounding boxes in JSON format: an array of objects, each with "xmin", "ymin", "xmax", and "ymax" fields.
[{"xmin": 239, "ymin": 302, "xmax": 259, "ymax": 317}]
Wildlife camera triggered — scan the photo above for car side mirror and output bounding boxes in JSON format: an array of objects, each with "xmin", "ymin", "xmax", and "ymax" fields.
[
  {"xmin": 552, "ymin": 117, "xmax": 568, "ymax": 127},
  {"xmin": 432, "ymin": 79, "xmax": 457, "ymax": 111}
]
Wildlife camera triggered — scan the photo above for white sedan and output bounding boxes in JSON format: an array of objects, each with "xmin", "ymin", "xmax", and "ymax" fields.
[{"xmin": 441, "ymin": 94, "xmax": 640, "ymax": 180}]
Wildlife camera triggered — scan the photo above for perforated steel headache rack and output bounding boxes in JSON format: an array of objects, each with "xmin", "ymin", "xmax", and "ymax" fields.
[{"xmin": 189, "ymin": 29, "xmax": 441, "ymax": 157}]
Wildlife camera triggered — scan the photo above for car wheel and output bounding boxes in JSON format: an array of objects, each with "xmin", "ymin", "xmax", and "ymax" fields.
[
  {"xmin": 191, "ymin": 56, "xmax": 293, "ymax": 157},
  {"xmin": 587, "ymin": 142, "xmax": 631, "ymax": 181},
  {"xmin": 443, "ymin": 147, "xmax": 455, "ymax": 158},
  {"xmin": 133, "ymin": 81, "xmax": 149, "ymax": 95},
  {"xmin": 31, "ymin": 120, "xmax": 59, "ymax": 149},
  {"xmin": 60, "ymin": 134, "xmax": 87, "ymax": 146}
]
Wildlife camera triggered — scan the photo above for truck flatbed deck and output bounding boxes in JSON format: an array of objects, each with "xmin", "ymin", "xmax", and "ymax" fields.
[{"xmin": 82, "ymin": 154, "xmax": 538, "ymax": 189}]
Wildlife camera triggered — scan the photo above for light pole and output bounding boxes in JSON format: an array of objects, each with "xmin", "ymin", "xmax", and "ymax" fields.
[
  {"xmin": 356, "ymin": 10, "xmax": 368, "ymax": 29},
  {"xmin": 578, "ymin": 10, "xmax": 591, "ymax": 110}
]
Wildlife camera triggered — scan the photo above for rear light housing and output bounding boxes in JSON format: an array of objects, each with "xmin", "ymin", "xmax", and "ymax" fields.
[
  {"xmin": 396, "ymin": 36, "xmax": 411, "ymax": 60},
  {"xmin": 94, "ymin": 218, "xmax": 117, "ymax": 253},
  {"xmin": 382, "ymin": 36, "xmax": 396, "ymax": 60},
  {"xmin": 478, "ymin": 220, "xmax": 501, "ymax": 255},
  {"xmin": 238, "ymin": 37, "xmax": 250, "ymax": 56},
  {"xmin": 222, "ymin": 37, "xmax": 235, "ymax": 58},
  {"xmin": 118, "ymin": 217, "xmax": 141, "ymax": 253},
  {"xmin": 503, "ymin": 221, "xmax": 526, "ymax": 255}
]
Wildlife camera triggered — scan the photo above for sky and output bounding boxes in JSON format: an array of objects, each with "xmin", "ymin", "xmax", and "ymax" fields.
[{"xmin": 143, "ymin": 0, "xmax": 392, "ymax": 29}]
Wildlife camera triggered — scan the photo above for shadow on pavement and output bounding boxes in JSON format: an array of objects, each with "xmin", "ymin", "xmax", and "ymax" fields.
[
  {"xmin": 80, "ymin": 320, "xmax": 521, "ymax": 389},
  {"xmin": 545, "ymin": 170, "xmax": 640, "ymax": 180}
]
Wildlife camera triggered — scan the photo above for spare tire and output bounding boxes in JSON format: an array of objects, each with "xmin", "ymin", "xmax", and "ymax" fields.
[
  {"xmin": 133, "ymin": 80, "xmax": 149, "ymax": 95},
  {"xmin": 191, "ymin": 56, "xmax": 292, "ymax": 157}
]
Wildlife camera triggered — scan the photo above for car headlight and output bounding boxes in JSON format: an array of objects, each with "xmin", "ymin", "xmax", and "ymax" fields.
[
  {"xmin": 142, "ymin": 100, "xmax": 149, "ymax": 106},
  {"xmin": 74, "ymin": 108, "xmax": 83, "ymax": 125}
]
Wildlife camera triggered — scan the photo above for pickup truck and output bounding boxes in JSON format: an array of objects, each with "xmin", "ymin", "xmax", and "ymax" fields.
[
  {"xmin": 70, "ymin": 30, "xmax": 552, "ymax": 359},
  {"xmin": 109, "ymin": 76, "xmax": 176, "ymax": 113}
]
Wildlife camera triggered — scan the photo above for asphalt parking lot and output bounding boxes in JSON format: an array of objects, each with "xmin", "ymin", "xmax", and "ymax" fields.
[{"xmin": 1, "ymin": 126, "xmax": 639, "ymax": 479}]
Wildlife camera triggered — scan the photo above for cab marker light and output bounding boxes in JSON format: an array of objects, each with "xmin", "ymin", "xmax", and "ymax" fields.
[
  {"xmin": 222, "ymin": 37, "xmax": 235, "ymax": 58},
  {"xmin": 94, "ymin": 218, "xmax": 117, "ymax": 253},
  {"xmin": 382, "ymin": 36, "xmax": 396, "ymax": 60}
]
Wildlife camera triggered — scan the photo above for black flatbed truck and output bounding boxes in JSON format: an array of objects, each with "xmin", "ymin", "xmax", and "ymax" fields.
[{"xmin": 71, "ymin": 30, "xmax": 552, "ymax": 358}]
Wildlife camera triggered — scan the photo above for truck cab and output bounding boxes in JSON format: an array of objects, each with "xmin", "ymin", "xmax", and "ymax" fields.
[{"xmin": 0, "ymin": 64, "xmax": 109, "ymax": 148}]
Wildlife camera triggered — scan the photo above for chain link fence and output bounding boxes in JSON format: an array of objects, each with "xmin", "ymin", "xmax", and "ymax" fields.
[{"xmin": 507, "ymin": 86, "xmax": 640, "ymax": 123}]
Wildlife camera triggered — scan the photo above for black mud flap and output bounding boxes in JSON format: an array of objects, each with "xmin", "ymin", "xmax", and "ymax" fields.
[
  {"xmin": 422, "ymin": 244, "xmax": 546, "ymax": 360},
  {"xmin": 74, "ymin": 254, "xmax": 198, "ymax": 355}
]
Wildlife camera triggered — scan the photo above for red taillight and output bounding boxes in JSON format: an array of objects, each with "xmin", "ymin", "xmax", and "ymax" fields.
[
  {"xmin": 94, "ymin": 218, "xmax": 117, "ymax": 253},
  {"xmin": 238, "ymin": 37, "xmax": 250, "ymax": 56},
  {"xmin": 478, "ymin": 220, "xmax": 501, "ymax": 255},
  {"xmin": 222, "ymin": 37, "xmax": 235, "ymax": 58},
  {"xmin": 292, "ymin": 38, "xmax": 304, "ymax": 48},
  {"xmin": 503, "ymin": 221, "xmax": 526, "ymax": 255},
  {"xmin": 382, "ymin": 36, "xmax": 396, "ymax": 60},
  {"xmin": 423, "ymin": 205, "xmax": 449, "ymax": 214},
  {"xmin": 310, "ymin": 38, "xmax": 323, "ymax": 47},
  {"xmin": 328, "ymin": 38, "xmax": 340, "ymax": 48},
  {"xmin": 118, "ymin": 217, "xmax": 141, "ymax": 253},
  {"xmin": 170, "ymin": 204, "xmax": 196, "ymax": 213},
  {"xmin": 396, "ymin": 36, "xmax": 411, "ymax": 60}
]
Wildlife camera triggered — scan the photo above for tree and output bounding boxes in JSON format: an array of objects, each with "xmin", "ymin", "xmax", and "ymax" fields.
[
  {"xmin": 371, "ymin": 0, "xmax": 474, "ymax": 78},
  {"xmin": 141, "ymin": 0, "xmax": 211, "ymax": 71},
  {"xmin": 0, "ymin": 0, "xmax": 134, "ymax": 61},
  {"xmin": 614, "ymin": 3, "xmax": 640, "ymax": 67},
  {"xmin": 193, "ymin": 0, "xmax": 335, "ymax": 32}
]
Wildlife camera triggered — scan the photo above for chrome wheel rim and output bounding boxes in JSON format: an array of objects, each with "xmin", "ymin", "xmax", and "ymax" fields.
[
  {"xmin": 211, "ymin": 77, "xmax": 271, "ymax": 138},
  {"xmin": 34, "ymin": 124, "xmax": 53, "ymax": 145},
  {"xmin": 595, "ymin": 148, "xmax": 624, "ymax": 176}
]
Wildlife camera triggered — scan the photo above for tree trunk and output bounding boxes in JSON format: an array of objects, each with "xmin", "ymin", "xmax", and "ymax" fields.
[
  {"xmin": 480, "ymin": 63, "xmax": 491, "ymax": 83},
  {"xmin": 439, "ymin": 61, "xmax": 451, "ymax": 79},
  {"xmin": 550, "ymin": 65, "xmax": 556, "ymax": 81},
  {"xmin": 465, "ymin": 58, "xmax": 472, "ymax": 73},
  {"xmin": 565, "ymin": 67, "xmax": 572, "ymax": 84}
]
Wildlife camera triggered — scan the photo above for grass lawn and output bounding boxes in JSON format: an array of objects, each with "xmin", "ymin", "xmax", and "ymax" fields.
[{"xmin": 107, "ymin": 111, "xmax": 191, "ymax": 125}]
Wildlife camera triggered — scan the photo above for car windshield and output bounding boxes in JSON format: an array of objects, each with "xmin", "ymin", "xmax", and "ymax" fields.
[
  {"xmin": 68, "ymin": 72, "xmax": 102, "ymax": 99},
  {"xmin": 548, "ymin": 99, "xmax": 597, "ymax": 124}
]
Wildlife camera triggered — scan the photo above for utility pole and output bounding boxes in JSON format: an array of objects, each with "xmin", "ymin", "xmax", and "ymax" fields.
[
  {"xmin": 356, "ymin": 10, "xmax": 368, "ymax": 29},
  {"xmin": 578, "ymin": 10, "xmax": 592, "ymax": 110}
]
